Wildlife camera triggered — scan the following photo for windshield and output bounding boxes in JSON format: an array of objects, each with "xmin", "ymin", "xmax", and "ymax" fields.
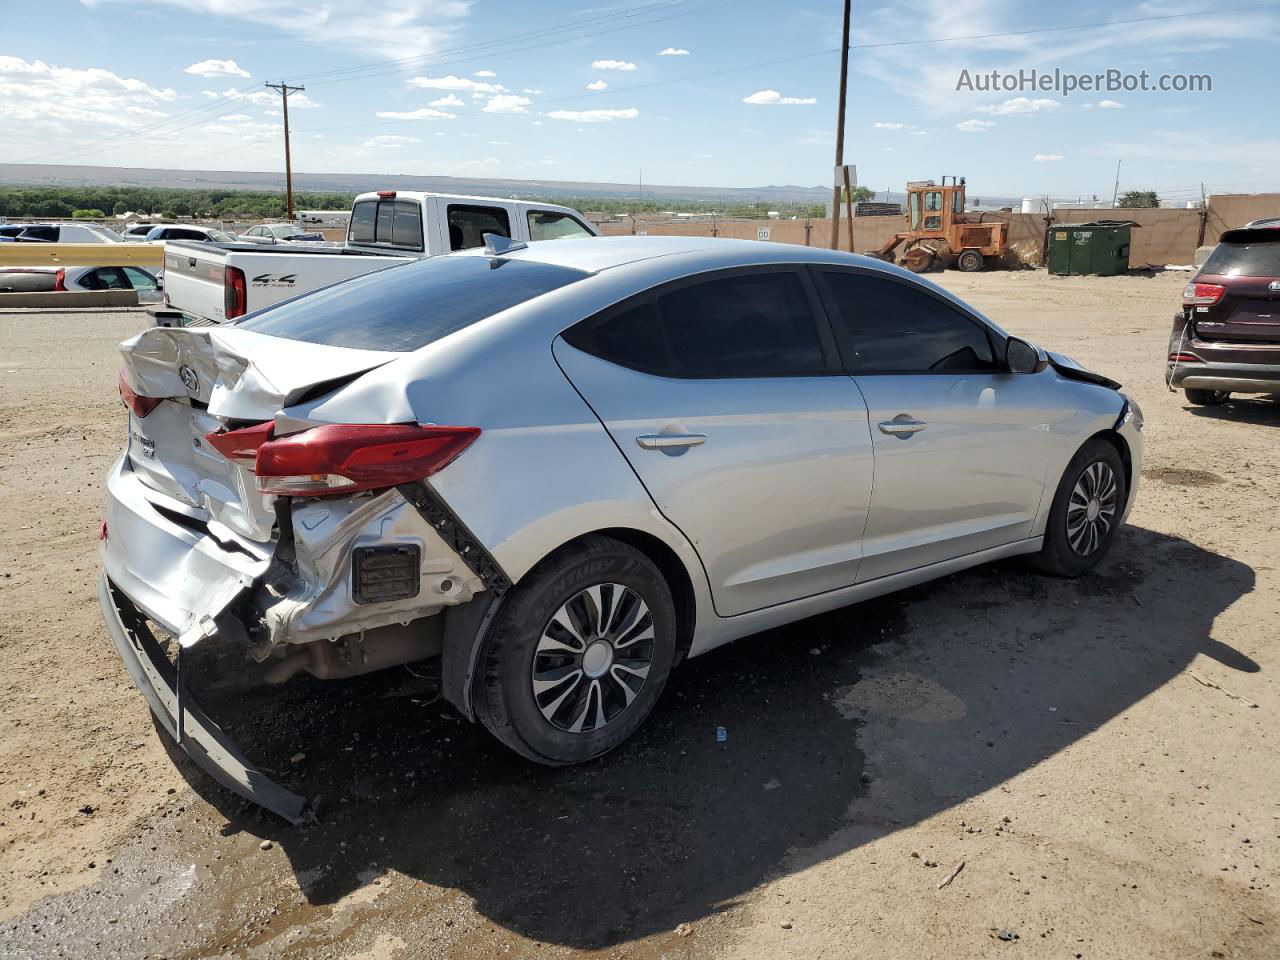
[
  {"xmin": 236, "ymin": 254, "xmax": 589, "ymax": 351},
  {"xmin": 1201, "ymin": 239, "xmax": 1280, "ymax": 278}
]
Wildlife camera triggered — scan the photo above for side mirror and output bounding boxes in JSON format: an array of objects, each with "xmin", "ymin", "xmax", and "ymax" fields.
[{"xmin": 1005, "ymin": 336, "xmax": 1047, "ymax": 374}]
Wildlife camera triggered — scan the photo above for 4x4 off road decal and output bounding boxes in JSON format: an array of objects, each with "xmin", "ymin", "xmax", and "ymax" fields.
[{"xmin": 251, "ymin": 274, "xmax": 297, "ymax": 287}]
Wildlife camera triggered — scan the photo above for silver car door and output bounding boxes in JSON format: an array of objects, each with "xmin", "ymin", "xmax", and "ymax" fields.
[
  {"xmin": 554, "ymin": 266, "xmax": 875, "ymax": 617},
  {"xmin": 813, "ymin": 267, "xmax": 1056, "ymax": 582}
]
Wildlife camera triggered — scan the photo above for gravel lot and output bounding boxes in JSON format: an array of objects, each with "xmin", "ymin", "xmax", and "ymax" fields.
[{"xmin": 1, "ymin": 270, "xmax": 1278, "ymax": 960}]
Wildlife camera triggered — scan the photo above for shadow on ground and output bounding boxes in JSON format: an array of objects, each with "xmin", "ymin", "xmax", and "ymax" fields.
[
  {"xmin": 1185, "ymin": 393, "xmax": 1280, "ymax": 428},
  {"xmin": 170, "ymin": 524, "xmax": 1254, "ymax": 950}
]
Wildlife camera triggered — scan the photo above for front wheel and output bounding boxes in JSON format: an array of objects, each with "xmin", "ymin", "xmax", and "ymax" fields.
[
  {"xmin": 1032, "ymin": 438, "xmax": 1127, "ymax": 577},
  {"xmin": 1185, "ymin": 388, "xmax": 1229, "ymax": 406},
  {"xmin": 473, "ymin": 535, "xmax": 677, "ymax": 766}
]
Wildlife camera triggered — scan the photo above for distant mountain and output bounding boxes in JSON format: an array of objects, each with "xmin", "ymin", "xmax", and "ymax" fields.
[{"xmin": 0, "ymin": 163, "xmax": 833, "ymax": 206}]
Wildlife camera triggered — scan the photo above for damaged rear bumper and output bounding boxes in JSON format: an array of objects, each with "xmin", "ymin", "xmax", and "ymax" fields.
[{"xmin": 98, "ymin": 574, "xmax": 307, "ymax": 823}]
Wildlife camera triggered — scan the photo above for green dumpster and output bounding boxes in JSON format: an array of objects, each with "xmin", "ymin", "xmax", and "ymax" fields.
[{"xmin": 1047, "ymin": 220, "xmax": 1136, "ymax": 276}]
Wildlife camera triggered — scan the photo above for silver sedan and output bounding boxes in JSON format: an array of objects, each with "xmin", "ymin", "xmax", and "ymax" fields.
[{"xmin": 99, "ymin": 236, "xmax": 1142, "ymax": 820}]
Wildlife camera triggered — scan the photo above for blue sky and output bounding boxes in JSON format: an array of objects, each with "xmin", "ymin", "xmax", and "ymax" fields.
[{"xmin": 1, "ymin": 0, "xmax": 1277, "ymax": 201}]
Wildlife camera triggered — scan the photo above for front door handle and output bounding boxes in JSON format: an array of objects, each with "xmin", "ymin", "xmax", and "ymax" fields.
[
  {"xmin": 878, "ymin": 417, "xmax": 927, "ymax": 437},
  {"xmin": 636, "ymin": 433, "xmax": 706, "ymax": 450}
]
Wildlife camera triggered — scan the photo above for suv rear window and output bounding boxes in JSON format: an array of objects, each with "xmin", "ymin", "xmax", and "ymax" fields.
[
  {"xmin": 237, "ymin": 255, "xmax": 587, "ymax": 351},
  {"xmin": 348, "ymin": 199, "xmax": 424, "ymax": 252},
  {"xmin": 1201, "ymin": 238, "xmax": 1280, "ymax": 278}
]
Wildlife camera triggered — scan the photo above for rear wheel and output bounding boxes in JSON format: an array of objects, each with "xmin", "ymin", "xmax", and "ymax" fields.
[
  {"xmin": 473, "ymin": 535, "xmax": 677, "ymax": 765},
  {"xmin": 1185, "ymin": 387, "xmax": 1229, "ymax": 406},
  {"xmin": 957, "ymin": 249, "xmax": 984, "ymax": 272},
  {"xmin": 1032, "ymin": 438, "xmax": 1127, "ymax": 577}
]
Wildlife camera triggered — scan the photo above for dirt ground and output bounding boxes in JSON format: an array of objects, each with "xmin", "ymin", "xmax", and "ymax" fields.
[{"xmin": 1, "ymin": 269, "xmax": 1277, "ymax": 960}]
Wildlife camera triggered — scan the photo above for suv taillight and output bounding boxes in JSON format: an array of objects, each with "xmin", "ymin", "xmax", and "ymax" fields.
[
  {"xmin": 1183, "ymin": 281, "xmax": 1225, "ymax": 306},
  {"xmin": 224, "ymin": 265, "xmax": 247, "ymax": 319},
  {"xmin": 207, "ymin": 423, "xmax": 481, "ymax": 497},
  {"xmin": 53, "ymin": 268, "xmax": 67, "ymax": 291}
]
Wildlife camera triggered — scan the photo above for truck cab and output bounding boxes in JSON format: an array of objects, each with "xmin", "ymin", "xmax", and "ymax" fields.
[{"xmin": 345, "ymin": 191, "xmax": 597, "ymax": 257}]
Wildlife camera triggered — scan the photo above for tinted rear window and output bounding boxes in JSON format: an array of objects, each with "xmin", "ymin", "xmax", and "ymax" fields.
[
  {"xmin": 1201, "ymin": 239, "xmax": 1280, "ymax": 278},
  {"xmin": 236, "ymin": 255, "xmax": 587, "ymax": 351},
  {"xmin": 349, "ymin": 199, "xmax": 423, "ymax": 251}
]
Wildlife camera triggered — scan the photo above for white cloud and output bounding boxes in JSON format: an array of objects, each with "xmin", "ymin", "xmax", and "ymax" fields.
[
  {"xmin": 956, "ymin": 118, "xmax": 995, "ymax": 132},
  {"xmin": 375, "ymin": 106, "xmax": 455, "ymax": 120},
  {"xmin": 743, "ymin": 89, "xmax": 816, "ymax": 105},
  {"xmin": 86, "ymin": 0, "xmax": 471, "ymax": 60},
  {"xmin": 546, "ymin": 107, "xmax": 638, "ymax": 122},
  {"xmin": 658, "ymin": 47, "xmax": 689, "ymax": 56},
  {"xmin": 363, "ymin": 134, "xmax": 421, "ymax": 148},
  {"xmin": 873, "ymin": 121, "xmax": 909, "ymax": 129},
  {"xmin": 184, "ymin": 58, "xmax": 250, "ymax": 78},
  {"xmin": 1032, "ymin": 153, "xmax": 1063, "ymax": 162},
  {"xmin": 473, "ymin": 69, "xmax": 496, "ymax": 78},
  {"xmin": 1098, "ymin": 98, "xmax": 1125, "ymax": 109},
  {"xmin": 586, "ymin": 79, "xmax": 608, "ymax": 91},
  {"xmin": 0, "ymin": 56, "xmax": 177, "ymax": 132},
  {"xmin": 430, "ymin": 94, "xmax": 464, "ymax": 108},
  {"xmin": 203, "ymin": 86, "xmax": 320, "ymax": 108},
  {"xmin": 975, "ymin": 97, "xmax": 1059, "ymax": 115},
  {"xmin": 489, "ymin": 139, "xmax": 510, "ymax": 145},
  {"xmin": 522, "ymin": 87, "xmax": 543, "ymax": 95},
  {"xmin": 592, "ymin": 59, "xmax": 637, "ymax": 71},
  {"xmin": 483, "ymin": 94, "xmax": 531, "ymax": 114},
  {"xmin": 408, "ymin": 74, "xmax": 505, "ymax": 93}
]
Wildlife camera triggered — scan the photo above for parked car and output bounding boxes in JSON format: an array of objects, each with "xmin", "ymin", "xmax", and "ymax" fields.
[
  {"xmin": 0, "ymin": 222, "xmax": 122, "ymax": 243},
  {"xmin": 1168, "ymin": 225, "xmax": 1280, "ymax": 405},
  {"xmin": 101, "ymin": 236, "xmax": 1142, "ymax": 821},
  {"xmin": 237, "ymin": 223, "xmax": 327, "ymax": 243},
  {"xmin": 163, "ymin": 191, "xmax": 597, "ymax": 324},
  {"xmin": 137, "ymin": 224, "xmax": 237, "ymax": 243},
  {"xmin": 0, "ymin": 265, "xmax": 162, "ymax": 301},
  {"xmin": 121, "ymin": 223, "xmax": 157, "ymax": 241}
]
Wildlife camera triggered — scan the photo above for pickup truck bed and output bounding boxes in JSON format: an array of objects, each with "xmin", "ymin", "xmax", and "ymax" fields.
[{"xmin": 163, "ymin": 241, "xmax": 413, "ymax": 324}]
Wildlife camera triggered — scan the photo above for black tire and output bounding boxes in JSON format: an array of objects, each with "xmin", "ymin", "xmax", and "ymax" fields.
[
  {"xmin": 473, "ymin": 535, "xmax": 677, "ymax": 766},
  {"xmin": 1032, "ymin": 438, "xmax": 1128, "ymax": 577},
  {"xmin": 1185, "ymin": 388, "xmax": 1229, "ymax": 406},
  {"xmin": 957, "ymin": 249, "xmax": 983, "ymax": 272}
]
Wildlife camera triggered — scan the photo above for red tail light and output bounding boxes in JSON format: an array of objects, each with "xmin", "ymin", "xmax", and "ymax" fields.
[
  {"xmin": 224, "ymin": 265, "xmax": 247, "ymax": 320},
  {"xmin": 53, "ymin": 268, "xmax": 67, "ymax": 291},
  {"xmin": 99, "ymin": 520, "xmax": 108, "ymax": 541},
  {"xmin": 204, "ymin": 421, "xmax": 274, "ymax": 465},
  {"xmin": 118, "ymin": 371, "xmax": 165, "ymax": 418},
  {"xmin": 250, "ymin": 424, "xmax": 480, "ymax": 497},
  {"xmin": 1183, "ymin": 281, "xmax": 1225, "ymax": 306}
]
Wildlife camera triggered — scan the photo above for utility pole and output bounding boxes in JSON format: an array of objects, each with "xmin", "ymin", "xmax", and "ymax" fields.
[
  {"xmin": 1110, "ymin": 159, "xmax": 1122, "ymax": 209},
  {"xmin": 265, "ymin": 81, "xmax": 305, "ymax": 221},
  {"xmin": 830, "ymin": 0, "xmax": 851, "ymax": 250}
]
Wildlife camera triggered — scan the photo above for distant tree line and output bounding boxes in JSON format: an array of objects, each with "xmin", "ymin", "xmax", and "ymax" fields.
[{"xmin": 0, "ymin": 185, "xmax": 829, "ymax": 222}]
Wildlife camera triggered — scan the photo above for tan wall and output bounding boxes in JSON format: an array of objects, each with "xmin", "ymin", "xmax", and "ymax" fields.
[
  {"xmin": 1049, "ymin": 207, "xmax": 1202, "ymax": 266},
  {"xmin": 1204, "ymin": 193, "xmax": 1280, "ymax": 240}
]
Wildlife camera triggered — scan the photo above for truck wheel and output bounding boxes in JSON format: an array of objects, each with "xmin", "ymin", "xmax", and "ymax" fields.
[
  {"xmin": 1185, "ymin": 388, "xmax": 1228, "ymax": 406},
  {"xmin": 473, "ymin": 535, "xmax": 677, "ymax": 766},
  {"xmin": 957, "ymin": 249, "xmax": 983, "ymax": 272},
  {"xmin": 1031, "ymin": 438, "xmax": 1127, "ymax": 577}
]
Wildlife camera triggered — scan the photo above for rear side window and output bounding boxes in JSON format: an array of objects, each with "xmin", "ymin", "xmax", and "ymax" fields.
[
  {"xmin": 348, "ymin": 199, "xmax": 423, "ymax": 251},
  {"xmin": 1201, "ymin": 240, "xmax": 1280, "ymax": 278},
  {"xmin": 528, "ymin": 211, "xmax": 592, "ymax": 241},
  {"xmin": 237, "ymin": 256, "xmax": 587, "ymax": 351},
  {"xmin": 448, "ymin": 205, "xmax": 511, "ymax": 251},
  {"xmin": 564, "ymin": 270, "xmax": 828, "ymax": 378},
  {"xmin": 82, "ymin": 267, "xmax": 130, "ymax": 290},
  {"xmin": 819, "ymin": 271, "xmax": 997, "ymax": 374}
]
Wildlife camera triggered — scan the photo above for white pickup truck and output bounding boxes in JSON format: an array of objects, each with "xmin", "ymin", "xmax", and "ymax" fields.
[{"xmin": 161, "ymin": 191, "xmax": 599, "ymax": 324}]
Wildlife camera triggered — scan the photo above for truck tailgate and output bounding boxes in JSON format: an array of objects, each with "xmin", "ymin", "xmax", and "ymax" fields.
[{"xmin": 164, "ymin": 241, "xmax": 413, "ymax": 324}]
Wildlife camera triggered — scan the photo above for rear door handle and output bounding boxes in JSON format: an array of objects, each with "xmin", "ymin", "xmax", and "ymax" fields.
[
  {"xmin": 878, "ymin": 418, "xmax": 927, "ymax": 436},
  {"xmin": 636, "ymin": 433, "xmax": 706, "ymax": 450}
]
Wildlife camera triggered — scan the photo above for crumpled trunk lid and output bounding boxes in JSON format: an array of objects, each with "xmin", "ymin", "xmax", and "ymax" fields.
[{"xmin": 119, "ymin": 326, "xmax": 399, "ymax": 542}]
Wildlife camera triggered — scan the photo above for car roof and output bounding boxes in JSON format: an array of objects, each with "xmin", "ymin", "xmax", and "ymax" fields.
[{"xmin": 352, "ymin": 190, "xmax": 583, "ymax": 212}]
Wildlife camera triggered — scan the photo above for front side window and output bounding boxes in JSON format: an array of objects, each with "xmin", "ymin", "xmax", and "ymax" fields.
[
  {"xmin": 564, "ymin": 270, "xmax": 828, "ymax": 378},
  {"xmin": 447, "ymin": 205, "xmax": 511, "ymax": 251},
  {"xmin": 528, "ymin": 211, "xmax": 592, "ymax": 241},
  {"xmin": 820, "ymin": 271, "xmax": 997, "ymax": 374},
  {"xmin": 123, "ymin": 267, "xmax": 157, "ymax": 290}
]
